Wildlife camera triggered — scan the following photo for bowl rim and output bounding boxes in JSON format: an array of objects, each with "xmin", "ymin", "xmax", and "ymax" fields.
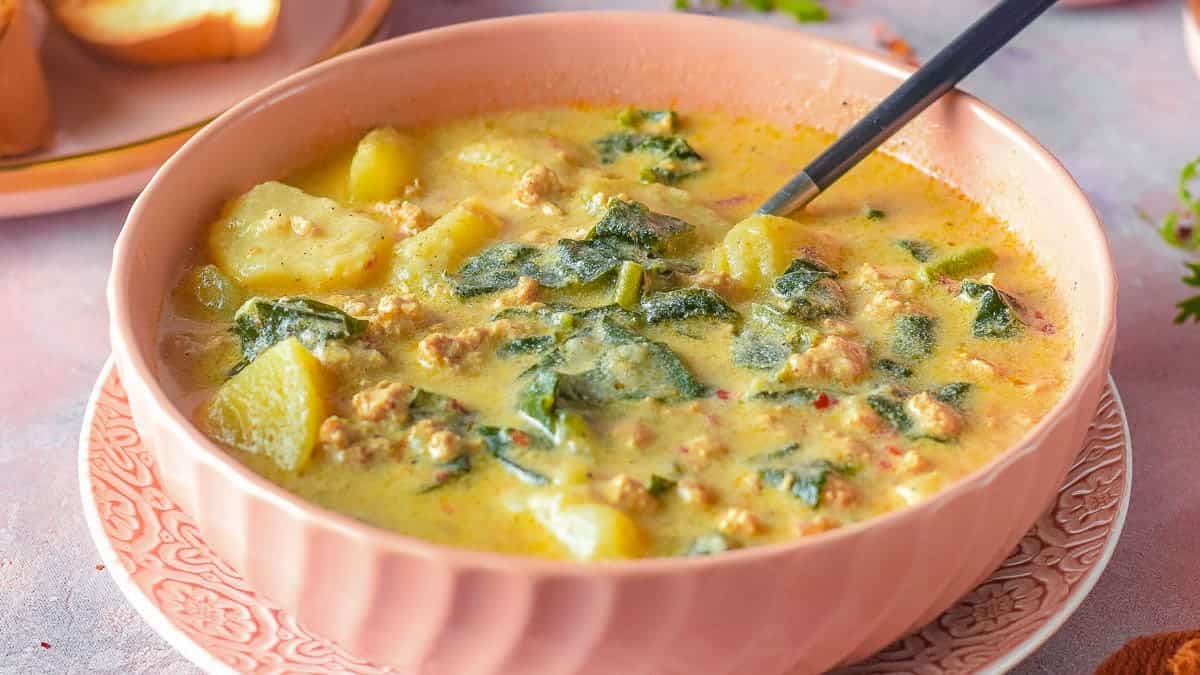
[{"xmin": 108, "ymin": 10, "xmax": 1118, "ymax": 576}]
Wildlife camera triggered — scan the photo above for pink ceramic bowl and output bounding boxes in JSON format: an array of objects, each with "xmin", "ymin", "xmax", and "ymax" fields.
[{"xmin": 107, "ymin": 12, "xmax": 1117, "ymax": 675}]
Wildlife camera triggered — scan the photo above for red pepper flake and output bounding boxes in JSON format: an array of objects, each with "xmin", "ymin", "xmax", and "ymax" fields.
[
  {"xmin": 95, "ymin": 564, "xmax": 106, "ymax": 571},
  {"xmin": 39, "ymin": 642, "xmax": 51, "ymax": 649},
  {"xmin": 1034, "ymin": 310, "xmax": 1045, "ymax": 320},
  {"xmin": 884, "ymin": 445, "xmax": 903, "ymax": 456},
  {"xmin": 678, "ymin": 445, "xmax": 690, "ymax": 454},
  {"xmin": 872, "ymin": 22, "xmax": 920, "ymax": 67},
  {"xmin": 1040, "ymin": 323, "xmax": 1057, "ymax": 335},
  {"xmin": 509, "ymin": 430, "xmax": 531, "ymax": 446},
  {"xmin": 715, "ymin": 389, "xmax": 731, "ymax": 401},
  {"xmin": 878, "ymin": 459, "xmax": 894, "ymax": 470},
  {"xmin": 813, "ymin": 393, "xmax": 833, "ymax": 410}
]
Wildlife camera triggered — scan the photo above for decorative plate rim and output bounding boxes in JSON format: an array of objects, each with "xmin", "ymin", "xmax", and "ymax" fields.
[
  {"xmin": 0, "ymin": 0, "xmax": 391, "ymax": 218},
  {"xmin": 78, "ymin": 358, "xmax": 1131, "ymax": 675}
]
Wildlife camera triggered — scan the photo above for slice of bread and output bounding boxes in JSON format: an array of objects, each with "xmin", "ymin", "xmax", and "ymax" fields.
[
  {"xmin": 0, "ymin": 0, "xmax": 53, "ymax": 157},
  {"xmin": 47, "ymin": 0, "xmax": 281, "ymax": 66}
]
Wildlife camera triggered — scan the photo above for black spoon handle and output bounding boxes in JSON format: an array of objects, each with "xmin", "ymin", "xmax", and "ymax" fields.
[{"xmin": 759, "ymin": 0, "xmax": 1059, "ymax": 216}]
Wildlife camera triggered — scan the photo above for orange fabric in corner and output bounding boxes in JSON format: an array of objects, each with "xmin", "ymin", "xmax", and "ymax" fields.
[{"xmin": 1095, "ymin": 631, "xmax": 1200, "ymax": 675}]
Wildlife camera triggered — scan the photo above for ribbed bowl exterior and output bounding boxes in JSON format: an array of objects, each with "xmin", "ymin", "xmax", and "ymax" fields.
[{"xmin": 108, "ymin": 14, "xmax": 1117, "ymax": 675}]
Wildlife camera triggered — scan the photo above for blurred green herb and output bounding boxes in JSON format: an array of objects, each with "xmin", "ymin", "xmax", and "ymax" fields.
[
  {"xmin": 1157, "ymin": 157, "xmax": 1200, "ymax": 324},
  {"xmin": 674, "ymin": 0, "xmax": 829, "ymax": 23}
]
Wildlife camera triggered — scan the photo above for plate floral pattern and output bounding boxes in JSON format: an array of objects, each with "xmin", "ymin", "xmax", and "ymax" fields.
[{"xmin": 79, "ymin": 361, "xmax": 1130, "ymax": 675}]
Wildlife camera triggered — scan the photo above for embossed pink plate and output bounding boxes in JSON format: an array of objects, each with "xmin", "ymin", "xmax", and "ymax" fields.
[{"xmin": 79, "ymin": 360, "xmax": 1131, "ymax": 675}]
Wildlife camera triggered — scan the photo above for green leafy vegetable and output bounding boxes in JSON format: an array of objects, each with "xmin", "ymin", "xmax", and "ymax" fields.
[
  {"xmin": 478, "ymin": 426, "xmax": 550, "ymax": 485},
  {"xmin": 863, "ymin": 205, "xmax": 886, "ymax": 221},
  {"xmin": 685, "ymin": 533, "xmax": 733, "ymax": 556},
  {"xmin": 593, "ymin": 132, "xmax": 705, "ymax": 184},
  {"xmin": 554, "ymin": 320, "xmax": 708, "ymax": 402},
  {"xmin": 517, "ymin": 369, "xmax": 561, "ymax": 438},
  {"xmin": 230, "ymin": 297, "xmax": 366, "ymax": 374},
  {"xmin": 749, "ymin": 388, "xmax": 822, "ymax": 404},
  {"xmin": 896, "ymin": 239, "xmax": 935, "ymax": 263},
  {"xmin": 647, "ymin": 474, "xmax": 677, "ymax": 497},
  {"xmin": 416, "ymin": 455, "xmax": 471, "ymax": 494},
  {"xmin": 918, "ymin": 246, "xmax": 997, "ymax": 283},
  {"xmin": 450, "ymin": 243, "xmax": 546, "ymax": 297},
  {"xmin": 675, "ymin": 0, "xmax": 828, "ymax": 23},
  {"xmin": 761, "ymin": 459, "xmax": 836, "ymax": 508},
  {"xmin": 497, "ymin": 335, "xmax": 557, "ymax": 358},
  {"xmin": 617, "ymin": 108, "xmax": 678, "ymax": 133},
  {"xmin": 1175, "ymin": 261, "xmax": 1200, "ymax": 324},
  {"xmin": 641, "ymin": 288, "xmax": 739, "ymax": 324},
  {"xmin": 932, "ymin": 382, "xmax": 972, "ymax": 409},
  {"xmin": 772, "ymin": 257, "xmax": 847, "ymax": 319},
  {"xmin": 875, "ymin": 359, "xmax": 913, "ymax": 379},
  {"xmin": 892, "ymin": 314, "xmax": 937, "ymax": 360},
  {"xmin": 866, "ymin": 394, "xmax": 912, "ymax": 433},
  {"xmin": 732, "ymin": 303, "xmax": 818, "ymax": 370},
  {"xmin": 748, "ymin": 442, "xmax": 801, "ymax": 463},
  {"xmin": 960, "ymin": 280, "xmax": 1024, "ymax": 338},
  {"xmin": 591, "ymin": 199, "xmax": 694, "ymax": 252}
]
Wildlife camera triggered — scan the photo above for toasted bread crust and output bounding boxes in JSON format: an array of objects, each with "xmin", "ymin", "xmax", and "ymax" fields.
[
  {"xmin": 48, "ymin": 0, "xmax": 281, "ymax": 66},
  {"xmin": 0, "ymin": 0, "xmax": 53, "ymax": 157}
]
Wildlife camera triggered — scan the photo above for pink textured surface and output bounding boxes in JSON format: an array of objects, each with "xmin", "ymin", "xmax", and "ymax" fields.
[{"xmin": 1, "ymin": 2, "xmax": 1197, "ymax": 674}]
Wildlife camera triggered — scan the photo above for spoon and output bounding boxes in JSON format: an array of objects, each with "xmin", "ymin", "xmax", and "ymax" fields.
[{"xmin": 758, "ymin": 0, "xmax": 1059, "ymax": 216}]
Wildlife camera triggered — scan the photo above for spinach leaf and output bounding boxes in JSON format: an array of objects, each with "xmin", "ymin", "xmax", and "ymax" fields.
[
  {"xmin": 732, "ymin": 303, "xmax": 818, "ymax": 370},
  {"xmin": 866, "ymin": 394, "xmax": 912, "ymax": 433},
  {"xmin": 748, "ymin": 388, "xmax": 822, "ymax": 404},
  {"xmin": 919, "ymin": 246, "xmax": 997, "ymax": 283},
  {"xmin": 477, "ymin": 426, "xmax": 551, "ymax": 485},
  {"xmin": 450, "ymin": 243, "xmax": 546, "ymax": 297},
  {"xmin": 550, "ymin": 238, "xmax": 624, "ymax": 285},
  {"xmin": 231, "ymin": 297, "xmax": 366, "ymax": 374},
  {"xmin": 685, "ymin": 533, "xmax": 733, "ymax": 557},
  {"xmin": 593, "ymin": 133, "xmax": 705, "ymax": 185},
  {"xmin": 761, "ymin": 459, "xmax": 835, "ymax": 508},
  {"xmin": 863, "ymin": 205, "xmax": 886, "ymax": 221},
  {"xmin": 497, "ymin": 335, "xmax": 556, "ymax": 358},
  {"xmin": 748, "ymin": 442, "xmax": 802, "ymax": 463},
  {"xmin": 641, "ymin": 288, "xmax": 739, "ymax": 324},
  {"xmin": 647, "ymin": 474, "xmax": 677, "ymax": 497},
  {"xmin": 556, "ymin": 319, "xmax": 708, "ymax": 402},
  {"xmin": 772, "ymin": 257, "xmax": 847, "ymax": 319},
  {"xmin": 896, "ymin": 239, "xmax": 935, "ymax": 262},
  {"xmin": 416, "ymin": 455, "xmax": 471, "ymax": 494},
  {"xmin": 892, "ymin": 314, "xmax": 937, "ymax": 361},
  {"xmin": 960, "ymin": 280, "xmax": 1024, "ymax": 338},
  {"xmin": 517, "ymin": 369, "xmax": 561, "ymax": 438},
  {"xmin": 932, "ymin": 382, "xmax": 972, "ymax": 409},
  {"xmin": 617, "ymin": 108, "xmax": 678, "ymax": 133},
  {"xmin": 591, "ymin": 199, "xmax": 693, "ymax": 253},
  {"xmin": 875, "ymin": 358, "xmax": 913, "ymax": 379}
]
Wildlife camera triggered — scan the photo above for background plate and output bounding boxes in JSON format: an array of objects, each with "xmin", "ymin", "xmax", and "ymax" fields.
[
  {"xmin": 0, "ymin": 0, "xmax": 391, "ymax": 219},
  {"xmin": 79, "ymin": 361, "xmax": 1131, "ymax": 674}
]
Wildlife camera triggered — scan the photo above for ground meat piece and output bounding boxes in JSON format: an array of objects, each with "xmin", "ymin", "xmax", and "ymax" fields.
[
  {"xmin": 850, "ymin": 264, "xmax": 920, "ymax": 321},
  {"xmin": 514, "ymin": 164, "xmax": 560, "ymax": 206},
  {"xmin": 718, "ymin": 508, "xmax": 764, "ymax": 537},
  {"xmin": 899, "ymin": 450, "xmax": 931, "ymax": 475},
  {"xmin": 683, "ymin": 434, "xmax": 727, "ymax": 468},
  {"xmin": 821, "ymin": 476, "xmax": 858, "ymax": 508},
  {"xmin": 689, "ymin": 269, "xmax": 741, "ymax": 297},
  {"xmin": 905, "ymin": 392, "xmax": 964, "ymax": 439},
  {"xmin": 819, "ymin": 317, "xmax": 859, "ymax": 337},
  {"xmin": 352, "ymin": 382, "xmax": 414, "ymax": 422},
  {"xmin": 372, "ymin": 293, "xmax": 423, "ymax": 334},
  {"xmin": 319, "ymin": 416, "xmax": 353, "ymax": 449},
  {"xmin": 796, "ymin": 515, "xmax": 839, "ymax": 536},
  {"xmin": 417, "ymin": 327, "xmax": 491, "ymax": 369},
  {"xmin": 494, "ymin": 276, "xmax": 540, "ymax": 309},
  {"xmin": 839, "ymin": 397, "xmax": 886, "ymax": 434},
  {"xmin": 780, "ymin": 336, "xmax": 870, "ymax": 385},
  {"xmin": 613, "ymin": 421, "xmax": 655, "ymax": 450},
  {"xmin": 676, "ymin": 479, "xmax": 716, "ymax": 507},
  {"xmin": 600, "ymin": 475, "xmax": 656, "ymax": 512},
  {"xmin": 427, "ymin": 430, "xmax": 464, "ymax": 463},
  {"xmin": 373, "ymin": 200, "xmax": 430, "ymax": 238}
]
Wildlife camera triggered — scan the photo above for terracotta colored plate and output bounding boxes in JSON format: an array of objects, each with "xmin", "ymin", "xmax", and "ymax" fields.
[
  {"xmin": 79, "ymin": 360, "xmax": 1131, "ymax": 675},
  {"xmin": 0, "ymin": 0, "xmax": 391, "ymax": 219},
  {"xmin": 1185, "ymin": 0, "xmax": 1200, "ymax": 79}
]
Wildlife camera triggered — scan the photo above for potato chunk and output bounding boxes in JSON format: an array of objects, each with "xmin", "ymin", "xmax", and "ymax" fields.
[
  {"xmin": 199, "ymin": 337, "xmax": 328, "ymax": 471},
  {"xmin": 713, "ymin": 214, "xmax": 842, "ymax": 291},
  {"xmin": 349, "ymin": 127, "xmax": 420, "ymax": 203},
  {"xmin": 524, "ymin": 493, "xmax": 645, "ymax": 560},
  {"xmin": 207, "ymin": 181, "xmax": 391, "ymax": 292},
  {"xmin": 456, "ymin": 135, "xmax": 582, "ymax": 178},
  {"xmin": 392, "ymin": 198, "xmax": 503, "ymax": 291}
]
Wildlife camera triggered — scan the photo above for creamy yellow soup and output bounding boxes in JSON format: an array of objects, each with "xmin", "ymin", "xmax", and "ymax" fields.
[{"xmin": 158, "ymin": 107, "xmax": 1071, "ymax": 560}]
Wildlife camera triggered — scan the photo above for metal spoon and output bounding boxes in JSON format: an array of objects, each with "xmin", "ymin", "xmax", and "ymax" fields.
[{"xmin": 758, "ymin": 0, "xmax": 1059, "ymax": 216}]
